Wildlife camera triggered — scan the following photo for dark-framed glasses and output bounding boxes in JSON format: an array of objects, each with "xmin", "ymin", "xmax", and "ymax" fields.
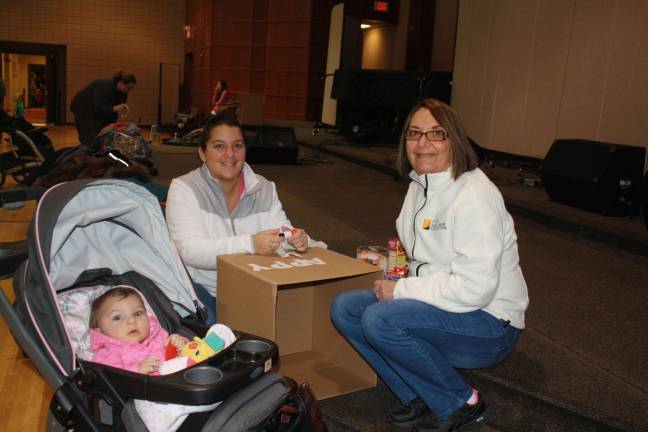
[{"xmin": 405, "ymin": 129, "xmax": 448, "ymax": 141}]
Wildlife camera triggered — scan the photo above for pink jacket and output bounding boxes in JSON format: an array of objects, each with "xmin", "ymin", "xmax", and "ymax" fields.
[{"xmin": 90, "ymin": 315, "xmax": 169, "ymax": 374}]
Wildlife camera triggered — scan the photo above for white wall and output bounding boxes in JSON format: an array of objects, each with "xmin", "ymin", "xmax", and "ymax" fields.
[{"xmin": 452, "ymin": 0, "xmax": 648, "ymax": 164}]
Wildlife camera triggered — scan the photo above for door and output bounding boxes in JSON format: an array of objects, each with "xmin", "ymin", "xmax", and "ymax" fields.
[{"xmin": 159, "ymin": 63, "xmax": 181, "ymax": 126}]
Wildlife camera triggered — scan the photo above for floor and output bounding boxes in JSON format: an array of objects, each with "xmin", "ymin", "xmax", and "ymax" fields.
[{"xmin": 1, "ymin": 124, "xmax": 647, "ymax": 432}]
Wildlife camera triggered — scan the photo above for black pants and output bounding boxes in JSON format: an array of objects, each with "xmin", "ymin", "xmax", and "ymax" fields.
[{"xmin": 72, "ymin": 109, "xmax": 105, "ymax": 149}]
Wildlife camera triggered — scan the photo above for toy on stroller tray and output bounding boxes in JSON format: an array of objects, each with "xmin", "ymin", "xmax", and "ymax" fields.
[
  {"xmin": 0, "ymin": 112, "xmax": 54, "ymax": 187},
  {"xmin": 0, "ymin": 179, "xmax": 318, "ymax": 431}
]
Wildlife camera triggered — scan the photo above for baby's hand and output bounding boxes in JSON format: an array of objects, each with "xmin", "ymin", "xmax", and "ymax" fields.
[
  {"xmin": 167, "ymin": 334, "xmax": 188, "ymax": 351},
  {"xmin": 138, "ymin": 356, "xmax": 160, "ymax": 374}
]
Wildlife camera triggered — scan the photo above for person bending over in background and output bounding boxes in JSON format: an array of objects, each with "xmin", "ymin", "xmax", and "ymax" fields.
[
  {"xmin": 331, "ymin": 98, "xmax": 529, "ymax": 432},
  {"xmin": 70, "ymin": 70, "xmax": 135, "ymax": 149}
]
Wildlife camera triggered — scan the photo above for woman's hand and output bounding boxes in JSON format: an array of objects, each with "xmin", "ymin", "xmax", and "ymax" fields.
[
  {"xmin": 373, "ymin": 279, "xmax": 396, "ymax": 302},
  {"xmin": 166, "ymin": 334, "xmax": 188, "ymax": 352},
  {"xmin": 253, "ymin": 229, "xmax": 281, "ymax": 255},
  {"xmin": 284, "ymin": 227, "xmax": 308, "ymax": 252},
  {"xmin": 113, "ymin": 103, "xmax": 129, "ymax": 117},
  {"xmin": 138, "ymin": 356, "xmax": 160, "ymax": 374}
]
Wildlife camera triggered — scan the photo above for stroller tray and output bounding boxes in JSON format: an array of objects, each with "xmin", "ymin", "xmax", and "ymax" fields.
[{"xmin": 79, "ymin": 331, "xmax": 278, "ymax": 406}]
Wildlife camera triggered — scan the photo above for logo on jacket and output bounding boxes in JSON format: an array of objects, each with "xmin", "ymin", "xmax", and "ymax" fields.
[{"xmin": 422, "ymin": 218, "xmax": 446, "ymax": 231}]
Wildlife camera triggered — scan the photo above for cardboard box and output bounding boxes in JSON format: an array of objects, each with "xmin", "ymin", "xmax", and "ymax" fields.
[{"xmin": 217, "ymin": 247, "xmax": 381, "ymax": 399}]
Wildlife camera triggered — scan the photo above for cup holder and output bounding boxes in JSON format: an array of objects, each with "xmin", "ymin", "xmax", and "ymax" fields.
[
  {"xmin": 235, "ymin": 340, "xmax": 271, "ymax": 354},
  {"xmin": 184, "ymin": 366, "xmax": 223, "ymax": 385}
]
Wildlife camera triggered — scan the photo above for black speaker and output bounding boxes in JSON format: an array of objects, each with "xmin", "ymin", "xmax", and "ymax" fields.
[
  {"xmin": 541, "ymin": 139, "xmax": 646, "ymax": 216},
  {"xmin": 242, "ymin": 125, "xmax": 299, "ymax": 164}
]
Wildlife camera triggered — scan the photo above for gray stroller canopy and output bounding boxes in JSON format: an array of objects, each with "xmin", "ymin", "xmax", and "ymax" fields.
[{"xmin": 18, "ymin": 178, "xmax": 198, "ymax": 376}]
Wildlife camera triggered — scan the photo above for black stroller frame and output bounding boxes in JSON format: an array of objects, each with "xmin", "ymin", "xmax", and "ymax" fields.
[
  {"xmin": 0, "ymin": 179, "xmax": 286, "ymax": 431},
  {"xmin": 0, "ymin": 113, "xmax": 54, "ymax": 187}
]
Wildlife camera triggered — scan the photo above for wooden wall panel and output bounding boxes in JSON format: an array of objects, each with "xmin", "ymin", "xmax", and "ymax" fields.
[
  {"xmin": 597, "ymin": 0, "xmax": 648, "ymax": 149},
  {"xmin": 211, "ymin": 46, "xmax": 252, "ymax": 69},
  {"xmin": 185, "ymin": 0, "xmax": 314, "ymax": 119},
  {"xmin": 265, "ymin": 47, "xmax": 309, "ymax": 72},
  {"xmin": 488, "ymin": 0, "xmax": 539, "ymax": 154},
  {"xmin": 522, "ymin": 0, "xmax": 573, "ymax": 158},
  {"xmin": 266, "ymin": 23, "xmax": 310, "ymax": 47},
  {"xmin": 557, "ymin": 0, "xmax": 613, "ymax": 140},
  {"xmin": 212, "ymin": 22, "xmax": 254, "ymax": 45},
  {"xmin": 213, "ymin": 0, "xmax": 254, "ymax": 20},
  {"xmin": 267, "ymin": 0, "xmax": 311, "ymax": 21},
  {"xmin": 452, "ymin": 0, "xmax": 495, "ymax": 148},
  {"xmin": 265, "ymin": 71, "xmax": 307, "ymax": 96},
  {"xmin": 453, "ymin": 0, "xmax": 648, "ymax": 160}
]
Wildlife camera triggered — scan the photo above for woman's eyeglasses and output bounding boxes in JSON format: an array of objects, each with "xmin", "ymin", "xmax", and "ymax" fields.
[{"xmin": 405, "ymin": 129, "xmax": 448, "ymax": 141}]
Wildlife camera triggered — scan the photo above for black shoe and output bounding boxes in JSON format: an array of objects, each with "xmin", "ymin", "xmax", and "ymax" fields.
[
  {"xmin": 415, "ymin": 399, "xmax": 487, "ymax": 432},
  {"xmin": 389, "ymin": 397, "xmax": 430, "ymax": 427}
]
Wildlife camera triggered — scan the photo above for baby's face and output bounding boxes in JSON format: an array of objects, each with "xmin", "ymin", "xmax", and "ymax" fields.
[{"xmin": 95, "ymin": 294, "xmax": 150, "ymax": 343}]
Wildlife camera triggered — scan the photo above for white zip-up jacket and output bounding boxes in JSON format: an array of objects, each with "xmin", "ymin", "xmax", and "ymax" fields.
[
  {"xmin": 166, "ymin": 163, "xmax": 294, "ymax": 296},
  {"xmin": 394, "ymin": 167, "xmax": 529, "ymax": 329}
]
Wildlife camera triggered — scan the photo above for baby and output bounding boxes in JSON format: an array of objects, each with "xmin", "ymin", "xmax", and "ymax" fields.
[
  {"xmin": 89, "ymin": 287, "xmax": 222, "ymax": 431},
  {"xmin": 89, "ymin": 287, "xmax": 186, "ymax": 374}
]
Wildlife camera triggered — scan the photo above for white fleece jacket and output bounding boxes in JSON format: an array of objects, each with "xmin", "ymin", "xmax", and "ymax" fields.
[
  {"xmin": 394, "ymin": 167, "xmax": 529, "ymax": 329},
  {"xmin": 166, "ymin": 163, "xmax": 294, "ymax": 296}
]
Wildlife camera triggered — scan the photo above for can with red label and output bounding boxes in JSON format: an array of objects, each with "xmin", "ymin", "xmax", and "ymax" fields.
[
  {"xmin": 384, "ymin": 266, "xmax": 409, "ymax": 281},
  {"xmin": 387, "ymin": 237, "xmax": 407, "ymax": 272}
]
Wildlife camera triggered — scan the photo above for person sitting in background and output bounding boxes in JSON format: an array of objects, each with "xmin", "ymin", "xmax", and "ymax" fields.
[
  {"xmin": 209, "ymin": 80, "xmax": 231, "ymax": 116},
  {"xmin": 166, "ymin": 114, "xmax": 318, "ymax": 325},
  {"xmin": 331, "ymin": 98, "xmax": 529, "ymax": 432}
]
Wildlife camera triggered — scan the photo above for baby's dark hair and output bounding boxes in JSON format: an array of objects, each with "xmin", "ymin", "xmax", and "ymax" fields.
[{"xmin": 89, "ymin": 287, "xmax": 140, "ymax": 328}]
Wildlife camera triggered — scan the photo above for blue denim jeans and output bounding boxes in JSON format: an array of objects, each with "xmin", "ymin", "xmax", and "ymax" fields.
[
  {"xmin": 193, "ymin": 281, "xmax": 217, "ymax": 326},
  {"xmin": 330, "ymin": 290, "xmax": 520, "ymax": 420}
]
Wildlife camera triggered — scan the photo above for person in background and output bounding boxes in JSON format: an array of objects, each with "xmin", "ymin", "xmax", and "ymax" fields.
[
  {"xmin": 330, "ymin": 98, "xmax": 529, "ymax": 432},
  {"xmin": 209, "ymin": 80, "xmax": 230, "ymax": 116},
  {"xmin": 14, "ymin": 93, "xmax": 25, "ymax": 119},
  {"xmin": 166, "ymin": 114, "xmax": 317, "ymax": 325},
  {"xmin": 0, "ymin": 76, "xmax": 6, "ymax": 112},
  {"xmin": 70, "ymin": 70, "xmax": 135, "ymax": 149}
]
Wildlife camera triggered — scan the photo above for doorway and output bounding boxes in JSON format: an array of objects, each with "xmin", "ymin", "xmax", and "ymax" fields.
[{"xmin": 0, "ymin": 41, "xmax": 66, "ymax": 125}]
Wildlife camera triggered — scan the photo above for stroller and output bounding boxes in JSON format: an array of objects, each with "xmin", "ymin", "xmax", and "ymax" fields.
[
  {"xmin": 0, "ymin": 111, "xmax": 55, "ymax": 187},
  {"xmin": 0, "ymin": 179, "xmax": 313, "ymax": 431}
]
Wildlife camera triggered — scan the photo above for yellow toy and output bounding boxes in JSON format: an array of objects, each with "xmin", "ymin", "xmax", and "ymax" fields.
[{"xmin": 159, "ymin": 324, "xmax": 231, "ymax": 375}]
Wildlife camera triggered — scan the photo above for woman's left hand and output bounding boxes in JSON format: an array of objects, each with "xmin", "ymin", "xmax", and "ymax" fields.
[
  {"xmin": 373, "ymin": 279, "xmax": 396, "ymax": 302},
  {"xmin": 285, "ymin": 227, "xmax": 308, "ymax": 252}
]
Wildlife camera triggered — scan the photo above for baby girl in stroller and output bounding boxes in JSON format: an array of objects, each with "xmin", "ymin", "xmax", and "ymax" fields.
[
  {"xmin": 89, "ymin": 287, "xmax": 188, "ymax": 374},
  {"xmin": 86, "ymin": 286, "xmax": 235, "ymax": 431}
]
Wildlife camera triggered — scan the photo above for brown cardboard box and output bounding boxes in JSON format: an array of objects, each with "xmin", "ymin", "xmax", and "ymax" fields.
[{"xmin": 217, "ymin": 247, "xmax": 381, "ymax": 399}]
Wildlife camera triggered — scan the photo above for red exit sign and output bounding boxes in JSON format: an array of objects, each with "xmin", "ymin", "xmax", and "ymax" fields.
[{"xmin": 374, "ymin": 1, "xmax": 389, "ymax": 12}]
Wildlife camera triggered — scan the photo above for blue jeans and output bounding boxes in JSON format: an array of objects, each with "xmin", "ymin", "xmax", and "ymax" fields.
[
  {"xmin": 330, "ymin": 290, "xmax": 520, "ymax": 420},
  {"xmin": 193, "ymin": 281, "xmax": 217, "ymax": 325}
]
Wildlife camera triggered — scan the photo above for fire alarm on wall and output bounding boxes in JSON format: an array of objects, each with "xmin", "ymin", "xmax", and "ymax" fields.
[{"xmin": 374, "ymin": 1, "xmax": 389, "ymax": 12}]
